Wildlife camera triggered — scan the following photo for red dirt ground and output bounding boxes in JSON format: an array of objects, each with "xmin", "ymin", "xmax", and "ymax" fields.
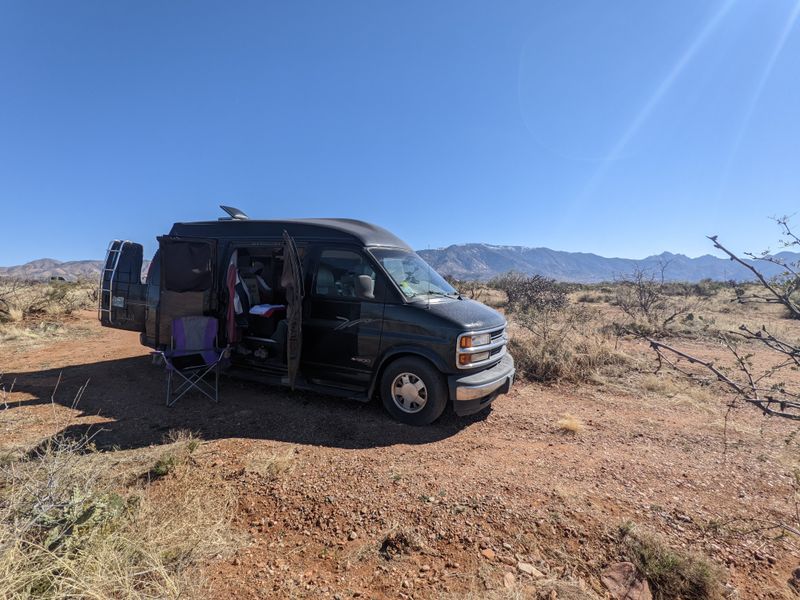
[{"xmin": 2, "ymin": 310, "xmax": 800, "ymax": 598}]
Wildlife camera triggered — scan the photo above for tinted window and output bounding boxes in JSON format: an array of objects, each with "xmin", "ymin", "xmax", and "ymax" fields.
[
  {"xmin": 160, "ymin": 240, "xmax": 213, "ymax": 292},
  {"xmin": 314, "ymin": 249, "xmax": 376, "ymax": 299}
]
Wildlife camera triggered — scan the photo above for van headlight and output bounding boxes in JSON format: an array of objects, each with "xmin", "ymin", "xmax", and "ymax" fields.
[
  {"xmin": 456, "ymin": 327, "xmax": 507, "ymax": 369},
  {"xmin": 459, "ymin": 332, "xmax": 491, "ymax": 348}
]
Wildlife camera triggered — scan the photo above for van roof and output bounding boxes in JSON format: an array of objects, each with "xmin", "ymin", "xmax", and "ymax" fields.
[{"xmin": 168, "ymin": 218, "xmax": 412, "ymax": 250}]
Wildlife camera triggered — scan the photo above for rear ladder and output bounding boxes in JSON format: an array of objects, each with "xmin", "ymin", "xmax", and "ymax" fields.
[{"xmin": 98, "ymin": 239, "xmax": 130, "ymax": 324}]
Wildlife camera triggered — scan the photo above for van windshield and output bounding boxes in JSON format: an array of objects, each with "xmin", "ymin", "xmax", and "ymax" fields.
[{"xmin": 370, "ymin": 248, "xmax": 457, "ymax": 300}]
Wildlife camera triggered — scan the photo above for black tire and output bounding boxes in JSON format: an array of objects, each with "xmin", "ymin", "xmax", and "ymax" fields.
[{"xmin": 380, "ymin": 356, "xmax": 448, "ymax": 426}]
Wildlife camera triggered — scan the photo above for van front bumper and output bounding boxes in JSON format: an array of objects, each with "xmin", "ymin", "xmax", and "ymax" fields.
[{"xmin": 449, "ymin": 354, "xmax": 515, "ymax": 416}]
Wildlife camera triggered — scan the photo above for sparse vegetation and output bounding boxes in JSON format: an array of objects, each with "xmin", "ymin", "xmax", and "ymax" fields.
[
  {"xmin": 645, "ymin": 222, "xmax": 800, "ymax": 421},
  {"xmin": 444, "ymin": 276, "xmax": 486, "ymax": 302},
  {"xmin": 0, "ymin": 279, "xmax": 98, "ymax": 346},
  {"xmin": 0, "ymin": 279, "xmax": 97, "ymax": 323},
  {"xmin": 509, "ymin": 304, "xmax": 626, "ymax": 383},
  {"xmin": 0, "ymin": 431, "xmax": 235, "ymax": 599},
  {"xmin": 618, "ymin": 523, "xmax": 724, "ymax": 600},
  {"xmin": 710, "ymin": 216, "xmax": 800, "ymax": 319},
  {"xmin": 613, "ymin": 267, "xmax": 704, "ymax": 335},
  {"xmin": 489, "ymin": 272, "xmax": 568, "ymax": 312}
]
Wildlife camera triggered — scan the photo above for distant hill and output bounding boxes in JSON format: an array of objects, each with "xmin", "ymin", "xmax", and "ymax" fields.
[
  {"xmin": 3, "ymin": 245, "xmax": 799, "ymax": 283},
  {"xmin": 417, "ymin": 244, "xmax": 800, "ymax": 283},
  {"xmin": 0, "ymin": 258, "xmax": 150, "ymax": 282},
  {"xmin": 0, "ymin": 259, "xmax": 105, "ymax": 281}
]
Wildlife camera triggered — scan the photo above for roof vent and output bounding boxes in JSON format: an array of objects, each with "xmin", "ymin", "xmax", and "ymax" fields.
[{"xmin": 219, "ymin": 205, "xmax": 249, "ymax": 220}]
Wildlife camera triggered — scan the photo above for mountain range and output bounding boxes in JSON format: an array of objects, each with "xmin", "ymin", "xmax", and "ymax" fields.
[
  {"xmin": 419, "ymin": 244, "xmax": 799, "ymax": 283},
  {"xmin": 0, "ymin": 258, "xmax": 105, "ymax": 281},
  {"xmin": 2, "ymin": 245, "xmax": 799, "ymax": 283}
]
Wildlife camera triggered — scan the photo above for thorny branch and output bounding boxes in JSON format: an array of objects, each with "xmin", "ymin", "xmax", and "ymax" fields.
[
  {"xmin": 708, "ymin": 225, "xmax": 800, "ymax": 318},
  {"xmin": 646, "ymin": 336, "xmax": 800, "ymax": 421}
]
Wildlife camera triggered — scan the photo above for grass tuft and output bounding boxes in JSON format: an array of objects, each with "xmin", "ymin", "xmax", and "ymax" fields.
[
  {"xmin": 555, "ymin": 413, "xmax": 585, "ymax": 435},
  {"xmin": 243, "ymin": 447, "xmax": 296, "ymax": 479},
  {"xmin": 617, "ymin": 522, "xmax": 724, "ymax": 600}
]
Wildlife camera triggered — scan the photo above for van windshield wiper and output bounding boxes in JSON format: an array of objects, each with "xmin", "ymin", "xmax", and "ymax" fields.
[{"xmin": 424, "ymin": 290, "xmax": 460, "ymax": 299}]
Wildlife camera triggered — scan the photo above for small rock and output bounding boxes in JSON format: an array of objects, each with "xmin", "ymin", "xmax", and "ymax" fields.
[
  {"xmin": 420, "ymin": 564, "xmax": 431, "ymax": 572},
  {"xmin": 503, "ymin": 572, "xmax": 516, "ymax": 589},
  {"xmin": 348, "ymin": 531, "xmax": 358, "ymax": 541},
  {"xmin": 502, "ymin": 542, "xmax": 513, "ymax": 550},
  {"xmin": 517, "ymin": 562, "xmax": 545, "ymax": 578},
  {"xmin": 601, "ymin": 562, "xmax": 652, "ymax": 600},
  {"xmin": 481, "ymin": 548, "xmax": 496, "ymax": 560},
  {"xmin": 401, "ymin": 579, "xmax": 412, "ymax": 589}
]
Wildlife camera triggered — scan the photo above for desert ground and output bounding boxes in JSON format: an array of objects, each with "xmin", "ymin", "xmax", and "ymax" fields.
[{"xmin": 2, "ymin": 280, "xmax": 800, "ymax": 599}]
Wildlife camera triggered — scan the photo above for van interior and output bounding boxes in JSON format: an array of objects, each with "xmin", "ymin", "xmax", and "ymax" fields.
[{"xmin": 228, "ymin": 245, "xmax": 291, "ymax": 374}]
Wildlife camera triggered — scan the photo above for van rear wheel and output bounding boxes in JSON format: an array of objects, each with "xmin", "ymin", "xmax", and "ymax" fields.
[{"xmin": 380, "ymin": 357, "xmax": 448, "ymax": 425}]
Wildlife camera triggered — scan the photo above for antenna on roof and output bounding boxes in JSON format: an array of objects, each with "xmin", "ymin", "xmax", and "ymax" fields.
[{"xmin": 219, "ymin": 205, "xmax": 249, "ymax": 221}]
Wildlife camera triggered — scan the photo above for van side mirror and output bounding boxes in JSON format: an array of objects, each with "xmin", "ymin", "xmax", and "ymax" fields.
[{"xmin": 356, "ymin": 275, "xmax": 375, "ymax": 300}]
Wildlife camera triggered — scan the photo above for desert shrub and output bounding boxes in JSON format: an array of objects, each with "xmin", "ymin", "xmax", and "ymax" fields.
[
  {"xmin": 0, "ymin": 279, "xmax": 97, "ymax": 324},
  {"xmin": 613, "ymin": 269, "xmax": 704, "ymax": 335},
  {"xmin": 490, "ymin": 272, "xmax": 567, "ymax": 312},
  {"xmin": 576, "ymin": 291, "xmax": 602, "ymax": 303},
  {"xmin": 0, "ymin": 433, "xmax": 234, "ymax": 599},
  {"xmin": 509, "ymin": 305, "xmax": 626, "ymax": 383},
  {"xmin": 444, "ymin": 276, "xmax": 486, "ymax": 301},
  {"xmin": 617, "ymin": 523, "xmax": 723, "ymax": 600}
]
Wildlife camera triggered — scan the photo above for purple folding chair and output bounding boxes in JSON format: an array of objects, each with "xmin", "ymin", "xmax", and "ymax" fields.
[{"xmin": 153, "ymin": 316, "xmax": 228, "ymax": 407}]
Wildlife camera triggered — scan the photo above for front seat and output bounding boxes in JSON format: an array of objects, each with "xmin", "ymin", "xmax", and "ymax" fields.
[{"xmin": 316, "ymin": 265, "xmax": 336, "ymax": 296}]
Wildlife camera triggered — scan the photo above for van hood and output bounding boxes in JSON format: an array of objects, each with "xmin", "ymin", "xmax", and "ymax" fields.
[{"xmin": 421, "ymin": 297, "xmax": 506, "ymax": 331}]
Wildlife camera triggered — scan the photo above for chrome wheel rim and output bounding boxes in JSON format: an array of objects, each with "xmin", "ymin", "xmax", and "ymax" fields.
[{"xmin": 390, "ymin": 372, "xmax": 428, "ymax": 414}]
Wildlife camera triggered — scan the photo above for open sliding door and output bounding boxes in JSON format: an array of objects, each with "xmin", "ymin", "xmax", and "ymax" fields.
[{"xmin": 281, "ymin": 231, "xmax": 304, "ymax": 388}]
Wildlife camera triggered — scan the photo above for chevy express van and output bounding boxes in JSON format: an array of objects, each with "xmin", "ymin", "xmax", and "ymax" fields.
[{"xmin": 99, "ymin": 207, "xmax": 514, "ymax": 425}]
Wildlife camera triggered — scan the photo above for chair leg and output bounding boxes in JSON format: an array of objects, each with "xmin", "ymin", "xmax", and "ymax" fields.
[
  {"xmin": 215, "ymin": 363, "xmax": 220, "ymax": 403},
  {"xmin": 166, "ymin": 369, "xmax": 173, "ymax": 407}
]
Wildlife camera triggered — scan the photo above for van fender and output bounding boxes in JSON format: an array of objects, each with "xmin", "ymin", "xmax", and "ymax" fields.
[{"xmin": 367, "ymin": 345, "xmax": 451, "ymax": 399}]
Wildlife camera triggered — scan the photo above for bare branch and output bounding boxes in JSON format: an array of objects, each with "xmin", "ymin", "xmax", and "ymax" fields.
[
  {"xmin": 708, "ymin": 234, "xmax": 800, "ymax": 319},
  {"xmin": 646, "ymin": 337, "xmax": 800, "ymax": 421}
]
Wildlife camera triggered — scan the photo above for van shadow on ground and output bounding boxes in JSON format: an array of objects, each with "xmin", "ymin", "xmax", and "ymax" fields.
[{"xmin": 3, "ymin": 356, "xmax": 487, "ymax": 451}]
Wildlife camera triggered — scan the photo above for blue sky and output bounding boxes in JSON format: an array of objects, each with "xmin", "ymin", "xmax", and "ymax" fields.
[{"xmin": 1, "ymin": 1, "xmax": 799, "ymax": 265}]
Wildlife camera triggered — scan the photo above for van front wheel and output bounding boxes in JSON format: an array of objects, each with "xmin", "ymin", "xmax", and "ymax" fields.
[{"xmin": 380, "ymin": 357, "xmax": 448, "ymax": 426}]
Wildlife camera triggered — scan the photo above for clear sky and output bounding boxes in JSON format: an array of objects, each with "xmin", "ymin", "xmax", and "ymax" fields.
[{"xmin": 1, "ymin": 1, "xmax": 799, "ymax": 265}]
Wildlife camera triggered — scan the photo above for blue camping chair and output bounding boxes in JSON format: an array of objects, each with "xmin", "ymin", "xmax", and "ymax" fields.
[{"xmin": 153, "ymin": 316, "xmax": 228, "ymax": 407}]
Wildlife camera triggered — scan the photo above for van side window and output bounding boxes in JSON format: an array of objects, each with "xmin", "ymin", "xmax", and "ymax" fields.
[{"xmin": 315, "ymin": 249, "xmax": 376, "ymax": 299}]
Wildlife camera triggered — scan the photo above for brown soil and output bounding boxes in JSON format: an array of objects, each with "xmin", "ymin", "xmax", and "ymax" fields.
[{"xmin": 2, "ymin": 310, "xmax": 800, "ymax": 599}]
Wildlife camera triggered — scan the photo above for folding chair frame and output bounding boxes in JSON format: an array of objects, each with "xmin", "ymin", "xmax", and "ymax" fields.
[
  {"xmin": 164, "ymin": 355, "xmax": 223, "ymax": 407},
  {"xmin": 152, "ymin": 316, "xmax": 228, "ymax": 407}
]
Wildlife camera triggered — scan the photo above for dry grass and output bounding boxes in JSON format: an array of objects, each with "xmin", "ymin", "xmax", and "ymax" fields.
[
  {"xmin": 243, "ymin": 446, "xmax": 296, "ymax": 479},
  {"xmin": 555, "ymin": 413, "xmax": 585, "ymax": 435},
  {"xmin": 508, "ymin": 307, "xmax": 628, "ymax": 384},
  {"xmin": 0, "ymin": 279, "xmax": 97, "ymax": 322},
  {"xmin": 443, "ymin": 577, "xmax": 598, "ymax": 600},
  {"xmin": 618, "ymin": 522, "xmax": 724, "ymax": 600},
  {"xmin": 0, "ymin": 430, "xmax": 236, "ymax": 599}
]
